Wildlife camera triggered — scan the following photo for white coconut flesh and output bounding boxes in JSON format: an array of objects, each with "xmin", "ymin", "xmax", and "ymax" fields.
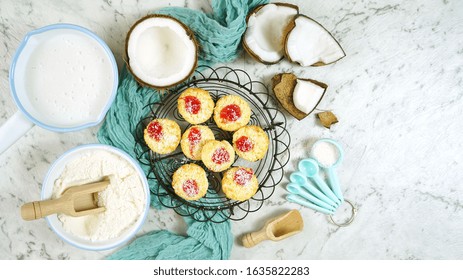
[
  {"xmin": 285, "ymin": 16, "xmax": 345, "ymax": 66},
  {"xmin": 127, "ymin": 17, "xmax": 196, "ymax": 87},
  {"xmin": 244, "ymin": 4, "xmax": 298, "ymax": 63},
  {"xmin": 293, "ymin": 79, "xmax": 326, "ymax": 114}
]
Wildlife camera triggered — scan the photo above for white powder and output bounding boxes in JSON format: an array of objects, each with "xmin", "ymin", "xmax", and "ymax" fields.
[
  {"xmin": 312, "ymin": 141, "xmax": 339, "ymax": 167},
  {"xmin": 52, "ymin": 150, "xmax": 146, "ymax": 241}
]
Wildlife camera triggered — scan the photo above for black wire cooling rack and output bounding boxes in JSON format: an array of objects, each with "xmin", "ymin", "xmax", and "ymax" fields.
[{"xmin": 134, "ymin": 66, "xmax": 291, "ymax": 223}]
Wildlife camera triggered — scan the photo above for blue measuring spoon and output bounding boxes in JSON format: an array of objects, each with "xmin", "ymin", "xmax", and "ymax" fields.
[
  {"xmin": 311, "ymin": 139, "xmax": 344, "ymax": 202},
  {"xmin": 286, "ymin": 194, "xmax": 335, "ymax": 215},
  {"xmin": 298, "ymin": 158, "xmax": 341, "ymax": 206},
  {"xmin": 289, "ymin": 171, "xmax": 337, "ymax": 208},
  {"xmin": 286, "ymin": 183, "xmax": 336, "ymax": 211}
]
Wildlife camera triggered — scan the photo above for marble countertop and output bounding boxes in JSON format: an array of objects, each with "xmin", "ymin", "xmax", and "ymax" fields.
[{"xmin": 1, "ymin": 0, "xmax": 462, "ymax": 260}]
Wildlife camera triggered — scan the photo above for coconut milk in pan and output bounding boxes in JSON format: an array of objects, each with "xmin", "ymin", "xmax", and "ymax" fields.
[
  {"xmin": 20, "ymin": 29, "xmax": 114, "ymax": 127},
  {"xmin": 1, "ymin": 24, "xmax": 118, "ymax": 155}
]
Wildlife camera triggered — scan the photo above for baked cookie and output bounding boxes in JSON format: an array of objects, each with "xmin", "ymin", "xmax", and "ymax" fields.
[
  {"xmin": 222, "ymin": 167, "xmax": 258, "ymax": 201},
  {"xmin": 213, "ymin": 95, "xmax": 251, "ymax": 131},
  {"xmin": 180, "ymin": 125, "xmax": 215, "ymax": 160},
  {"xmin": 172, "ymin": 163, "xmax": 208, "ymax": 201},
  {"xmin": 144, "ymin": 119, "xmax": 181, "ymax": 154},
  {"xmin": 201, "ymin": 140, "xmax": 235, "ymax": 172},
  {"xmin": 178, "ymin": 88, "xmax": 215, "ymax": 124},
  {"xmin": 232, "ymin": 125, "xmax": 269, "ymax": 162}
]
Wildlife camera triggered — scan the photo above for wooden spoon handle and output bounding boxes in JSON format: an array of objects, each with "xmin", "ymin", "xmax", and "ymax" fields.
[
  {"xmin": 242, "ymin": 229, "xmax": 269, "ymax": 248},
  {"xmin": 21, "ymin": 199, "xmax": 65, "ymax": 221}
]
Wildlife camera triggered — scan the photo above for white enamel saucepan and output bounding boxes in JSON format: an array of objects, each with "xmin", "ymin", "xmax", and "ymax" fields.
[{"xmin": 0, "ymin": 24, "xmax": 118, "ymax": 154}]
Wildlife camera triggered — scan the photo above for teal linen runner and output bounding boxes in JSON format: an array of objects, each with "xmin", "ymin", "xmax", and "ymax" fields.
[{"xmin": 97, "ymin": 0, "xmax": 268, "ymax": 260}]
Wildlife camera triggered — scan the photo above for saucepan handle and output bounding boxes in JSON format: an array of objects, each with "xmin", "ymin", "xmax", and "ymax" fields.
[{"xmin": 0, "ymin": 111, "xmax": 34, "ymax": 154}]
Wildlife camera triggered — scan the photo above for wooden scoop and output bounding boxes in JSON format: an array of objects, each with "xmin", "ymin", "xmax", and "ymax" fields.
[
  {"xmin": 242, "ymin": 209, "xmax": 304, "ymax": 248},
  {"xmin": 21, "ymin": 178, "xmax": 110, "ymax": 221}
]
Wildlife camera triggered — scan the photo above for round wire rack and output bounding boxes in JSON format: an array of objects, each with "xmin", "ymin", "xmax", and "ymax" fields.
[{"xmin": 134, "ymin": 66, "xmax": 291, "ymax": 222}]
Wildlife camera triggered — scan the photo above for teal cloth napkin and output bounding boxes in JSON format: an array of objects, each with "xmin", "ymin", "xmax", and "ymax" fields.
[{"xmin": 97, "ymin": 0, "xmax": 268, "ymax": 260}]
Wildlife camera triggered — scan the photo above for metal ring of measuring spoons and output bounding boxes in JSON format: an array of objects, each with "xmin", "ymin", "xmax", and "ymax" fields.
[{"xmin": 328, "ymin": 199, "xmax": 357, "ymax": 227}]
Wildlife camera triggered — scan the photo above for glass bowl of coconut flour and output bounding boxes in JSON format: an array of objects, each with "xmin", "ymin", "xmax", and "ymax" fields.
[{"xmin": 40, "ymin": 144, "xmax": 150, "ymax": 251}]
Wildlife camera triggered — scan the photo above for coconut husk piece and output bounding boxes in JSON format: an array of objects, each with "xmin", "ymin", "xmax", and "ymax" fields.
[
  {"xmin": 272, "ymin": 73, "xmax": 327, "ymax": 120},
  {"xmin": 272, "ymin": 73, "xmax": 306, "ymax": 120},
  {"xmin": 317, "ymin": 111, "xmax": 338, "ymax": 128}
]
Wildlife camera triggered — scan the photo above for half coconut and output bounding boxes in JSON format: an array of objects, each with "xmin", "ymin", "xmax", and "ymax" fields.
[
  {"xmin": 126, "ymin": 15, "xmax": 198, "ymax": 89},
  {"xmin": 283, "ymin": 15, "xmax": 345, "ymax": 66},
  {"xmin": 242, "ymin": 3, "xmax": 299, "ymax": 64},
  {"xmin": 272, "ymin": 73, "xmax": 327, "ymax": 120}
]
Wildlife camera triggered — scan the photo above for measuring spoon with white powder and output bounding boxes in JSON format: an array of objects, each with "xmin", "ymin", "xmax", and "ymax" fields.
[{"xmin": 310, "ymin": 139, "xmax": 344, "ymax": 203}]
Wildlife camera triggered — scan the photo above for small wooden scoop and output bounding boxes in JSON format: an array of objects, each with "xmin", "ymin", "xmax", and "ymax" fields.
[
  {"xmin": 242, "ymin": 209, "xmax": 304, "ymax": 248},
  {"xmin": 21, "ymin": 178, "xmax": 110, "ymax": 221}
]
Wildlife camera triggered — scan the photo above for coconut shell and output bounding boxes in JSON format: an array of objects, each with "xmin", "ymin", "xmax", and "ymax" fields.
[
  {"xmin": 272, "ymin": 73, "xmax": 327, "ymax": 121},
  {"xmin": 282, "ymin": 14, "xmax": 346, "ymax": 67},
  {"xmin": 125, "ymin": 14, "xmax": 198, "ymax": 90},
  {"xmin": 317, "ymin": 111, "xmax": 338, "ymax": 128},
  {"xmin": 242, "ymin": 3, "xmax": 299, "ymax": 65}
]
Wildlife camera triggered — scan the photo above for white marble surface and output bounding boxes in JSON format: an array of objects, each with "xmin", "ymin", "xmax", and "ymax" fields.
[{"xmin": 1, "ymin": 0, "xmax": 462, "ymax": 260}]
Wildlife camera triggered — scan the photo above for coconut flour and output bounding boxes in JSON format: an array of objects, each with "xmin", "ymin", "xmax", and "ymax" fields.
[
  {"xmin": 312, "ymin": 141, "xmax": 339, "ymax": 167},
  {"xmin": 52, "ymin": 150, "xmax": 145, "ymax": 241}
]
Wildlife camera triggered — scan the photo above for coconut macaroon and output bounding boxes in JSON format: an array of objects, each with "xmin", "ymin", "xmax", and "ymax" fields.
[
  {"xmin": 243, "ymin": 3, "xmax": 298, "ymax": 64},
  {"xmin": 126, "ymin": 15, "xmax": 198, "ymax": 89},
  {"xmin": 177, "ymin": 88, "xmax": 214, "ymax": 124},
  {"xmin": 213, "ymin": 95, "xmax": 251, "ymax": 132},
  {"xmin": 144, "ymin": 118, "xmax": 181, "ymax": 154},
  {"xmin": 201, "ymin": 140, "xmax": 235, "ymax": 172},
  {"xmin": 180, "ymin": 125, "xmax": 215, "ymax": 160},
  {"xmin": 172, "ymin": 163, "xmax": 208, "ymax": 201},
  {"xmin": 222, "ymin": 167, "xmax": 258, "ymax": 201},
  {"xmin": 232, "ymin": 125, "xmax": 269, "ymax": 162}
]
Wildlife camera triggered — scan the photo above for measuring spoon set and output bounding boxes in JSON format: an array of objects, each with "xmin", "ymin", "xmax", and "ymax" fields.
[{"xmin": 286, "ymin": 138, "xmax": 357, "ymax": 226}]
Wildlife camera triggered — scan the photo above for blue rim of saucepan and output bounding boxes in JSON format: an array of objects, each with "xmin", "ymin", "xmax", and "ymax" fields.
[
  {"xmin": 9, "ymin": 23, "xmax": 119, "ymax": 132},
  {"xmin": 41, "ymin": 144, "xmax": 150, "ymax": 251}
]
